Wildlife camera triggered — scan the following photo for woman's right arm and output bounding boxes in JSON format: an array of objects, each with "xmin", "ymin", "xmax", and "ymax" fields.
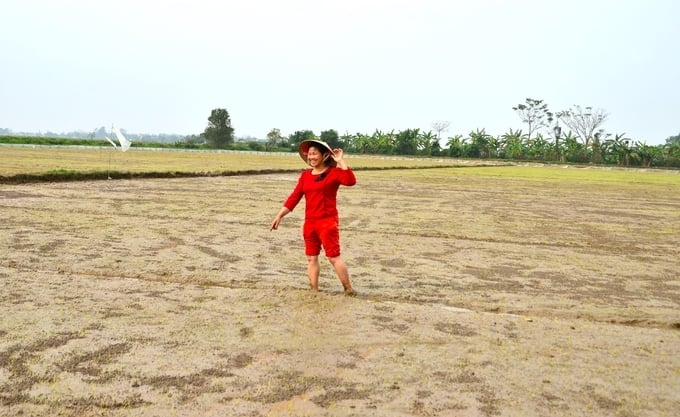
[
  {"xmin": 270, "ymin": 207, "xmax": 291, "ymax": 230},
  {"xmin": 271, "ymin": 173, "xmax": 305, "ymax": 230}
]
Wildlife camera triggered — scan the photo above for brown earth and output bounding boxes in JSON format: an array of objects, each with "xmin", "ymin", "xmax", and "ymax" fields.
[{"xmin": 1, "ymin": 166, "xmax": 679, "ymax": 417}]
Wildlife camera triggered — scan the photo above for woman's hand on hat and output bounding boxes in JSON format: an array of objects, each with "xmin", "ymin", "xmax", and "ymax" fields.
[
  {"xmin": 331, "ymin": 148, "xmax": 344, "ymax": 161},
  {"xmin": 331, "ymin": 148, "xmax": 350, "ymax": 169}
]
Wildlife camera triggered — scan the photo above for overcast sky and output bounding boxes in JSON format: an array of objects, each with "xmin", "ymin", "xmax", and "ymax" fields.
[{"xmin": 1, "ymin": 0, "xmax": 678, "ymax": 144}]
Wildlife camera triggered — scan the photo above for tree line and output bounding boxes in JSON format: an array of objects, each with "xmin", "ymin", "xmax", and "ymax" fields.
[
  {"xmin": 3, "ymin": 102, "xmax": 679, "ymax": 168},
  {"xmin": 196, "ymin": 101, "xmax": 679, "ymax": 168}
]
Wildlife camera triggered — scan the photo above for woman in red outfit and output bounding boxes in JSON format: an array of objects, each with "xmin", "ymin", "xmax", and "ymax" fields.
[{"xmin": 270, "ymin": 139, "xmax": 357, "ymax": 295}]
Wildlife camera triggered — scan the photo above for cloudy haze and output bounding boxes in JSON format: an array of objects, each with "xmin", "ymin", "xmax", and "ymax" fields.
[{"xmin": 1, "ymin": 0, "xmax": 678, "ymax": 144}]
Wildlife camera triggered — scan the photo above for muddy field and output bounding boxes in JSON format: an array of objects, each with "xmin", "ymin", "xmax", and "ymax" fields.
[{"xmin": 1, "ymin": 165, "xmax": 679, "ymax": 416}]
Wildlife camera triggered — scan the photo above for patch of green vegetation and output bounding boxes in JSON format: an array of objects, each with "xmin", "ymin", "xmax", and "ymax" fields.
[
  {"xmin": 394, "ymin": 165, "xmax": 680, "ymax": 188},
  {"xmin": 0, "ymin": 135, "xmax": 107, "ymax": 147},
  {"xmin": 453, "ymin": 166, "xmax": 680, "ymax": 185}
]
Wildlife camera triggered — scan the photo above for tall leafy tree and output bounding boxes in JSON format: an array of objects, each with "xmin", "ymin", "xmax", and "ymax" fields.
[
  {"xmin": 320, "ymin": 129, "xmax": 340, "ymax": 148},
  {"xmin": 203, "ymin": 108, "xmax": 234, "ymax": 148},
  {"xmin": 665, "ymin": 138, "xmax": 680, "ymax": 156},
  {"xmin": 512, "ymin": 98, "xmax": 553, "ymax": 140},
  {"xmin": 665, "ymin": 132, "xmax": 680, "ymax": 145},
  {"xmin": 266, "ymin": 128, "xmax": 285, "ymax": 150},
  {"xmin": 288, "ymin": 130, "xmax": 315, "ymax": 151}
]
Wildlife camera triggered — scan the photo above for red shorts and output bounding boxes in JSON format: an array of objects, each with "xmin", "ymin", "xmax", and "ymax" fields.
[{"xmin": 303, "ymin": 217, "xmax": 341, "ymax": 258}]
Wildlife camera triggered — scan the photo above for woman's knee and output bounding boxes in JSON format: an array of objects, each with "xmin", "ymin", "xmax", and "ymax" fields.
[{"xmin": 327, "ymin": 256, "xmax": 344, "ymax": 266}]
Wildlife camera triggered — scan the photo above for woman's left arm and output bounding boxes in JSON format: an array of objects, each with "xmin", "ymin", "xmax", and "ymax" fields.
[
  {"xmin": 332, "ymin": 148, "xmax": 356, "ymax": 186},
  {"xmin": 332, "ymin": 148, "xmax": 349, "ymax": 169}
]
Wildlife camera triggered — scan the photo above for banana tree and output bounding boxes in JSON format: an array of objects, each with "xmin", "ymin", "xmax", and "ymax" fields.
[
  {"xmin": 590, "ymin": 131, "xmax": 609, "ymax": 164},
  {"xmin": 634, "ymin": 141, "xmax": 659, "ymax": 167},
  {"xmin": 446, "ymin": 134, "xmax": 465, "ymax": 157},
  {"xmin": 561, "ymin": 131, "xmax": 588, "ymax": 163},
  {"xmin": 603, "ymin": 133, "xmax": 632, "ymax": 166},
  {"xmin": 487, "ymin": 135, "xmax": 503, "ymax": 158},
  {"xmin": 394, "ymin": 128, "xmax": 420, "ymax": 155},
  {"xmin": 351, "ymin": 133, "xmax": 372, "ymax": 154},
  {"xmin": 339, "ymin": 132, "xmax": 354, "ymax": 151},
  {"xmin": 500, "ymin": 128, "xmax": 525, "ymax": 160},
  {"xmin": 468, "ymin": 128, "xmax": 493, "ymax": 158},
  {"xmin": 370, "ymin": 129, "xmax": 396, "ymax": 154},
  {"xmin": 663, "ymin": 140, "xmax": 680, "ymax": 166},
  {"xmin": 527, "ymin": 133, "xmax": 551, "ymax": 161},
  {"xmin": 417, "ymin": 130, "xmax": 438, "ymax": 156}
]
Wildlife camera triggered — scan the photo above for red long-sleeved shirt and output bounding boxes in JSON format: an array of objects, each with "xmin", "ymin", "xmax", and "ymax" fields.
[{"xmin": 283, "ymin": 167, "xmax": 357, "ymax": 221}]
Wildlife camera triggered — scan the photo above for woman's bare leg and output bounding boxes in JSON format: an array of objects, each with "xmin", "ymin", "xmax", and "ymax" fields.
[
  {"xmin": 306, "ymin": 255, "xmax": 320, "ymax": 291},
  {"xmin": 328, "ymin": 256, "xmax": 354, "ymax": 295}
]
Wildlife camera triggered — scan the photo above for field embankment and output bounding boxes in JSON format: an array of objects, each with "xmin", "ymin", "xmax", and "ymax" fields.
[{"xmin": 0, "ymin": 146, "xmax": 509, "ymax": 183}]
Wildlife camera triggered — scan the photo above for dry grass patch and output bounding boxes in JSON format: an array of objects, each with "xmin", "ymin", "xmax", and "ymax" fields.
[{"xmin": 1, "ymin": 163, "xmax": 679, "ymax": 416}]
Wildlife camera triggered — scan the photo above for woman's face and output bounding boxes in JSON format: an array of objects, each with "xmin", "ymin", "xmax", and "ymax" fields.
[{"xmin": 306, "ymin": 146, "xmax": 326, "ymax": 168}]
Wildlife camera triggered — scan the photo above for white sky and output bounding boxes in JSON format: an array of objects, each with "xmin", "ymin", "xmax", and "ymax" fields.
[{"xmin": 1, "ymin": 0, "xmax": 678, "ymax": 144}]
